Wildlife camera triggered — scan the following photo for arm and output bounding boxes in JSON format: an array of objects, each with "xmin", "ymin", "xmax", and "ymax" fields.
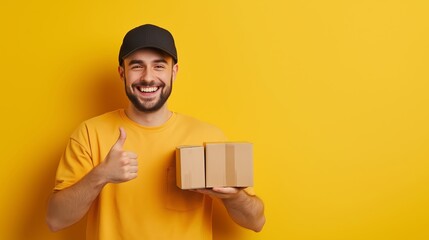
[
  {"xmin": 46, "ymin": 166, "xmax": 108, "ymax": 231},
  {"xmin": 194, "ymin": 187, "xmax": 266, "ymax": 232},
  {"xmin": 46, "ymin": 128, "xmax": 138, "ymax": 231}
]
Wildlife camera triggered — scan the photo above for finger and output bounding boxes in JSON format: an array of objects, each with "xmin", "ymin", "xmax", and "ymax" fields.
[
  {"xmin": 197, "ymin": 189, "xmax": 219, "ymax": 195},
  {"xmin": 212, "ymin": 187, "xmax": 239, "ymax": 194},
  {"xmin": 127, "ymin": 172, "xmax": 138, "ymax": 180},
  {"xmin": 128, "ymin": 159, "xmax": 138, "ymax": 166},
  {"xmin": 128, "ymin": 166, "xmax": 138, "ymax": 173},
  {"xmin": 126, "ymin": 151, "xmax": 138, "ymax": 159},
  {"xmin": 112, "ymin": 127, "xmax": 127, "ymax": 150}
]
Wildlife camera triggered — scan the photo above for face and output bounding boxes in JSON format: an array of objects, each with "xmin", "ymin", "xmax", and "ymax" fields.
[{"xmin": 119, "ymin": 48, "xmax": 178, "ymax": 113}]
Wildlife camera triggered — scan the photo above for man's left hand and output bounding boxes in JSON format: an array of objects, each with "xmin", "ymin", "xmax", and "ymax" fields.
[{"xmin": 191, "ymin": 187, "xmax": 245, "ymax": 199}]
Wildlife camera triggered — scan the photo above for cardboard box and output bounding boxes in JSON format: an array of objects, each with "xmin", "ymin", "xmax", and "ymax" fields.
[
  {"xmin": 176, "ymin": 146, "xmax": 206, "ymax": 189},
  {"xmin": 205, "ymin": 142, "xmax": 253, "ymax": 188}
]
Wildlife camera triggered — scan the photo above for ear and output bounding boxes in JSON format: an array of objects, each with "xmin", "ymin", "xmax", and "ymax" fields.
[
  {"xmin": 118, "ymin": 65, "xmax": 125, "ymax": 81},
  {"xmin": 172, "ymin": 63, "xmax": 179, "ymax": 82}
]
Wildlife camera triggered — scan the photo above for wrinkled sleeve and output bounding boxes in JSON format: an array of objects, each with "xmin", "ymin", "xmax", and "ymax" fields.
[{"xmin": 53, "ymin": 123, "xmax": 94, "ymax": 191}]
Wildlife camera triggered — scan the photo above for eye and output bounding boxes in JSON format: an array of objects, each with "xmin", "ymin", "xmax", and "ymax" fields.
[
  {"xmin": 131, "ymin": 65, "xmax": 143, "ymax": 69},
  {"xmin": 154, "ymin": 64, "xmax": 166, "ymax": 70}
]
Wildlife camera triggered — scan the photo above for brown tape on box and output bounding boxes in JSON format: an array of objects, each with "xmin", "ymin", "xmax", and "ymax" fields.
[{"xmin": 205, "ymin": 142, "xmax": 253, "ymax": 188}]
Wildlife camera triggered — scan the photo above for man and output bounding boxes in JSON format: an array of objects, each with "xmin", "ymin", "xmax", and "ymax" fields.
[{"xmin": 46, "ymin": 24, "xmax": 265, "ymax": 239}]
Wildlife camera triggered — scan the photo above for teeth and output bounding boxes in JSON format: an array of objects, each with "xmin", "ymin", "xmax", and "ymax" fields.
[{"xmin": 138, "ymin": 87, "xmax": 158, "ymax": 93}]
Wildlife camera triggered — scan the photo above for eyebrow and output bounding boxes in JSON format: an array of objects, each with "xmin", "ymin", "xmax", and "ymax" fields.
[{"xmin": 127, "ymin": 58, "xmax": 168, "ymax": 66}]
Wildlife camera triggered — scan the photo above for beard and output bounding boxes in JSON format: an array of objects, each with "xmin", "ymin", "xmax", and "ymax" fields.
[{"xmin": 124, "ymin": 76, "xmax": 173, "ymax": 113}]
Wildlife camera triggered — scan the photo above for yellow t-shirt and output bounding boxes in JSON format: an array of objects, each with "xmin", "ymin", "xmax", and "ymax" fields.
[{"xmin": 54, "ymin": 109, "xmax": 227, "ymax": 240}]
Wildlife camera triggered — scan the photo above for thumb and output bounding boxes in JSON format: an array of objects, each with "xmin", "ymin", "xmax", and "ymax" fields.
[{"xmin": 112, "ymin": 127, "xmax": 127, "ymax": 150}]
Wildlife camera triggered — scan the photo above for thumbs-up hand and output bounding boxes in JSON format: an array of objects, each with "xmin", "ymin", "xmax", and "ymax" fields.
[{"xmin": 99, "ymin": 127, "xmax": 138, "ymax": 184}]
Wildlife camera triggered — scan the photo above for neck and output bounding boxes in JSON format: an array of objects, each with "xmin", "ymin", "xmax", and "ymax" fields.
[{"xmin": 125, "ymin": 104, "xmax": 173, "ymax": 127}]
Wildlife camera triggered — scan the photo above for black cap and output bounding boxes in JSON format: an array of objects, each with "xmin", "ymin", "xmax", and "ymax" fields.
[{"xmin": 118, "ymin": 24, "xmax": 178, "ymax": 65}]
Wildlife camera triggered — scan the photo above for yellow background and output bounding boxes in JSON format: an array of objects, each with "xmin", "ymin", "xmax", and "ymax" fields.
[{"xmin": 1, "ymin": 0, "xmax": 428, "ymax": 239}]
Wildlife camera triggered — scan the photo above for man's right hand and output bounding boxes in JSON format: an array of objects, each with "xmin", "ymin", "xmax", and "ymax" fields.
[
  {"xmin": 47, "ymin": 127, "xmax": 138, "ymax": 231},
  {"xmin": 100, "ymin": 127, "xmax": 138, "ymax": 183}
]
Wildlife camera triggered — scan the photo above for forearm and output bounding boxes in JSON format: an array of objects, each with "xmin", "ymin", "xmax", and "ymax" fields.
[
  {"xmin": 222, "ymin": 190, "xmax": 266, "ymax": 232},
  {"xmin": 46, "ymin": 166, "xmax": 107, "ymax": 231}
]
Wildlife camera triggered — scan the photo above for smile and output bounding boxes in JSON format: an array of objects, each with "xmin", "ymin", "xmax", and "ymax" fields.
[{"xmin": 137, "ymin": 86, "xmax": 159, "ymax": 93}]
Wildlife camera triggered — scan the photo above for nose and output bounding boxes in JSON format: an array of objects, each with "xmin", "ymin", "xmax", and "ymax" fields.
[{"xmin": 141, "ymin": 68, "xmax": 155, "ymax": 82}]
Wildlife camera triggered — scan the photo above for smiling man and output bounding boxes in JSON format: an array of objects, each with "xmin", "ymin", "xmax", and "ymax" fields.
[
  {"xmin": 46, "ymin": 24, "xmax": 265, "ymax": 240},
  {"xmin": 123, "ymin": 50, "xmax": 175, "ymax": 114}
]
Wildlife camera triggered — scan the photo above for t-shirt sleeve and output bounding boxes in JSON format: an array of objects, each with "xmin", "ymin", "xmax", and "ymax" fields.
[{"xmin": 53, "ymin": 123, "xmax": 94, "ymax": 191}]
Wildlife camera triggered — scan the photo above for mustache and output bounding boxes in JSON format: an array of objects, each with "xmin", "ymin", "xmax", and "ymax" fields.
[{"xmin": 131, "ymin": 81, "xmax": 165, "ymax": 88}]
